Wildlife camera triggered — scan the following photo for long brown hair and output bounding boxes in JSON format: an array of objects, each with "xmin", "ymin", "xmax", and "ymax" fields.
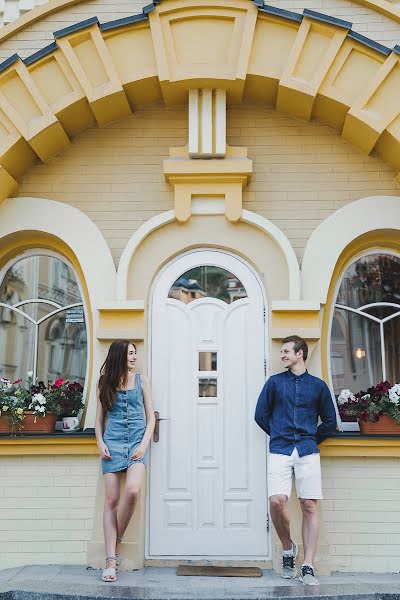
[{"xmin": 99, "ymin": 340, "xmax": 136, "ymax": 411}]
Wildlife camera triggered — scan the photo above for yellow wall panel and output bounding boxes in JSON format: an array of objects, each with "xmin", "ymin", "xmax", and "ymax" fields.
[{"xmin": 71, "ymin": 33, "xmax": 109, "ymax": 87}]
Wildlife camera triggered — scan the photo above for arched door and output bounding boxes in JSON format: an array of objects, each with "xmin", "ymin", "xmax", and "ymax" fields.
[{"xmin": 148, "ymin": 250, "xmax": 269, "ymax": 558}]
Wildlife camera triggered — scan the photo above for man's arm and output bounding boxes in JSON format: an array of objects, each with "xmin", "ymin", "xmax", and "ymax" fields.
[
  {"xmin": 316, "ymin": 382, "xmax": 337, "ymax": 445},
  {"xmin": 254, "ymin": 378, "xmax": 274, "ymax": 435}
]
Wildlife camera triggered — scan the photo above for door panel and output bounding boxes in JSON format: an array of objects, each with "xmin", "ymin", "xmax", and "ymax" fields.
[{"xmin": 149, "ymin": 251, "xmax": 268, "ymax": 558}]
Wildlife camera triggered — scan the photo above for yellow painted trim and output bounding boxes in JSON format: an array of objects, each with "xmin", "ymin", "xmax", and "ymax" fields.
[
  {"xmin": 320, "ymin": 231, "xmax": 400, "ymax": 382},
  {"xmin": 0, "ymin": 435, "xmax": 98, "ymax": 455},
  {"xmin": 320, "ymin": 436, "xmax": 400, "ymax": 457}
]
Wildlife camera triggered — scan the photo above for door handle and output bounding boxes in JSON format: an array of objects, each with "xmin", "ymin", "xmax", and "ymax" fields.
[{"xmin": 153, "ymin": 411, "xmax": 169, "ymax": 442}]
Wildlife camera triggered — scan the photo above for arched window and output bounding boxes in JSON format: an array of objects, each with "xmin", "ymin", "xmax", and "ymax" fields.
[
  {"xmin": 168, "ymin": 265, "xmax": 247, "ymax": 305},
  {"xmin": 330, "ymin": 252, "xmax": 400, "ymax": 395},
  {"xmin": 0, "ymin": 252, "xmax": 88, "ymax": 387}
]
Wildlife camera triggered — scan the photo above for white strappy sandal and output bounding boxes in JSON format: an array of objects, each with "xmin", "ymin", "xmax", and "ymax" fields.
[{"xmin": 102, "ymin": 556, "xmax": 117, "ymax": 582}]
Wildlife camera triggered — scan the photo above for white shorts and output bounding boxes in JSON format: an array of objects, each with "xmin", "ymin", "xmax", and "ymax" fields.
[{"xmin": 268, "ymin": 448, "xmax": 323, "ymax": 500}]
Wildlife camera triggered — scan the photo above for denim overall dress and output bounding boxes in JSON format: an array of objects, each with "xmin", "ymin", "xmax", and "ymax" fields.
[{"xmin": 102, "ymin": 373, "xmax": 147, "ymax": 474}]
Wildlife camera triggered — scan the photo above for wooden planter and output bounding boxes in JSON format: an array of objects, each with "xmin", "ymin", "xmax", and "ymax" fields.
[
  {"xmin": 0, "ymin": 411, "xmax": 57, "ymax": 434},
  {"xmin": 359, "ymin": 415, "xmax": 400, "ymax": 435}
]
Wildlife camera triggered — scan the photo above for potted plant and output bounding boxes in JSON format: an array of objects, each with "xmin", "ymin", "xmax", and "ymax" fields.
[
  {"xmin": 47, "ymin": 378, "xmax": 84, "ymax": 432},
  {"xmin": 0, "ymin": 373, "xmax": 84, "ymax": 435},
  {"xmin": 337, "ymin": 381, "xmax": 400, "ymax": 434},
  {"xmin": 0, "ymin": 378, "xmax": 26, "ymax": 433}
]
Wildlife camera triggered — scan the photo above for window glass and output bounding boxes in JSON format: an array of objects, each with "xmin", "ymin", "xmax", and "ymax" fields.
[
  {"xmin": 199, "ymin": 378, "xmax": 217, "ymax": 397},
  {"xmin": 336, "ymin": 254, "xmax": 400, "ymax": 309},
  {"xmin": 199, "ymin": 352, "xmax": 217, "ymax": 371},
  {"xmin": 330, "ymin": 253, "xmax": 400, "ymax": 396},
  {"xmin": 169, "ymin": 266, "xmax": 247, "ymax": 304},
  {"xmin": 0, "ymin": 254, "xmax": 87, "ymax": 387},
  {"xmin": 0, "ymin": 255, "xmax": 81, "ymax": 306}
]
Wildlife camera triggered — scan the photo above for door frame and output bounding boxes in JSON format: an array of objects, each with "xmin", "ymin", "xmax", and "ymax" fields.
[{"xmin": 145, "ymin": 247, "xmax": 270, "ymax": 560}]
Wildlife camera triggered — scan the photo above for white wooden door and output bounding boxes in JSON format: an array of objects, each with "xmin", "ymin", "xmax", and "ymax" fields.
[{"xmin": 148, "ymin": 250, "xmax": 268, "ymax": 558}]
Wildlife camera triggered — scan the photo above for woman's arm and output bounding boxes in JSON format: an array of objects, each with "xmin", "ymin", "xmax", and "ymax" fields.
[
  {"xmin": 95, "ymin": 386, "xmax": 112, "ymax": 460},
  {"xmin": 131, "ymin": 374, "xmax": 155, "ymax": 460}
]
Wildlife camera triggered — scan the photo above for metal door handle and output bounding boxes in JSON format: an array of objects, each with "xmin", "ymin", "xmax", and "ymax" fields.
[{"xmin": 153, "ymin": 410, "xmax": 169, "ymax": 442}]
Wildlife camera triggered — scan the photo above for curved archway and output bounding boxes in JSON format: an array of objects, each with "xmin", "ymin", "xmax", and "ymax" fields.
[
  {"xmin": 302, "ymin": 195, "xmax": 400, "ymax": 304},
  {"xmin": 1, "ymin": 0, "xmax": 400, "ymax": 202}
]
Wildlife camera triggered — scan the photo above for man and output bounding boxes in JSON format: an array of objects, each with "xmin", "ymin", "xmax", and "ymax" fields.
[{"xmin": 255, "ymin": 335, "xmax": 337, "ymax": 585}]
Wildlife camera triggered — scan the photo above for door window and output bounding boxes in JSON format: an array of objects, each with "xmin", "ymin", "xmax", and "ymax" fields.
[{"xmin": 169, "ymin": 265, "xmax": 247, "ymax": 304}]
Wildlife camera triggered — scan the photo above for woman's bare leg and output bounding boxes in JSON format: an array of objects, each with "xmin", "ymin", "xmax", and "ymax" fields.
[
  {"xmin": 117, "ymin": 463, "xmax": 146, "ymax": 543},
  {"xmin": 103, "ymin": 473, "xmax": 121, "ymax": 562}
]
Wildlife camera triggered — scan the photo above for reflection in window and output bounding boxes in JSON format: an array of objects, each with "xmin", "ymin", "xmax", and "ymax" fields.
[
  {"xmin": 199, "ymin": 352, "xmax": 217, "ymax": 372},
  {"xmin": 199, "ymin": 378, "xmax": 217, "ymax": 397},
  {"xmin": 0, "ymin": 254, "xmax": 87, "ymax": 387},
  {"xmin": 330, "ymin": 253, "xmax": 400, "ymax": 395},
  {"xmin": 169, "ymin": 265, "xmax": 247, "ymax": 304}
]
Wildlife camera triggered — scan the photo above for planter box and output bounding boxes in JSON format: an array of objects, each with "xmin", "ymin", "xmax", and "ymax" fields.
[
  {"xmin": 0, "ymin": 411, "xmax": 57, "ymax": 434},
  {"xmin": 359, "ymin": 415, "xmax": 400, "ymax": 435}
]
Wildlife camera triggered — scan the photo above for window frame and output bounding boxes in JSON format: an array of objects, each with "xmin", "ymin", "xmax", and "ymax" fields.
[
  {"xmin": 0, "ymin": 249, "xmax": 90, "ymax": 401},
  {"xmin": 328, "ymin": 247, "xmax": 400, "ymax": 429}
]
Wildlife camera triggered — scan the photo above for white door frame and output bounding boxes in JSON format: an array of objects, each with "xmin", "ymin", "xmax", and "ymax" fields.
[{"xmin": 146, "ymin": 248, "xmax": 270, "ymax": 560}]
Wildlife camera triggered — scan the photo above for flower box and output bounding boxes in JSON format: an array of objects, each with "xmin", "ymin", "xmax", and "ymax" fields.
[
  {"xmin": 358, "ymin": 415, "xmax": 400, "ymax": 435},
  {"xmin": 0, "ymin": 411, "xmax": 57, "ymax": 434}
]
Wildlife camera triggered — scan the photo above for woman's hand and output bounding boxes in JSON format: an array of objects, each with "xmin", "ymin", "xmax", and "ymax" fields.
[
  {"xmin": 131, "ymin": 443, "xmax": 146, "ymax": 461},
  {"xmin": 98, "ymin": 441, "xmax": 112, "ymax": 460}
]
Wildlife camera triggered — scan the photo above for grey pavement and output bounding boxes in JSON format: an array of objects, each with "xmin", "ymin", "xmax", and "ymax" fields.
[{"xmin": 0, "ymin": 566, "xmax": 399, "ymax": 600}]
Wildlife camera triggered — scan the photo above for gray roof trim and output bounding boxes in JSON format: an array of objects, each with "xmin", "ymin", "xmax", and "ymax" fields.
[
  {"xmin": 54, "ymin": 16, "xmax": 100, "ymax": 39},
  {"xmin": 348, "ymin": 31, "xmax": 391, "ymax": 56},
  {"xmin": 0, "ymin": 53, "xmax": 20, "ymax": 73},
  {"xmin": 100, "ymin": 13, "xmax": 147, "ymax": 32},
  {"xmin": 303, "ymin": 8, "xmax": 352, "ymax": 30},
  {"xmin": 24, "ymin": 42, "xmax": 58, "ymax": 66},
  {"xmin": 259, "ymin": 5, "xmax": 303, "ymax": 23}
]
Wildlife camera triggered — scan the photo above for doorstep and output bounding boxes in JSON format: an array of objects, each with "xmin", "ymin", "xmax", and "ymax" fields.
[{"xmin": 0, "ymin": 566, "xmax": 399, "ymax": 599}]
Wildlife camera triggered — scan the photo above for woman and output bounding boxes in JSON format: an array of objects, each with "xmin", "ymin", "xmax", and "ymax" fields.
[{"xmin": 95, "ymin": 340, "xmax": 155, "ymax": 582}]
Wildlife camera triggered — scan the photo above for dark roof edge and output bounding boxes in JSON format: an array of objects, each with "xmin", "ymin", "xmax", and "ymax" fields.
[
  {"xmin": 0, "ymin": 53, "xmax": 20, "ymax": 73},
  {"xmin": 24, "ymin": 42, "xmax": 58, "ymax": 66},
  {"xmin": 303, "ymin": 8, "xmax": 352, "ymax": 30},
  {"xmin": 54, "ymin": 16, "xmax": 99, "ymax": 39},
  {"xmin": 348, "ymin": 30, "xmax": 391, "ymax": 56},
  {"xmin": 259, "ymin": 4, "xmax": 303, "ymax": 23},
  {"xmin": 101, "ymin": 13, "xmax": 147, "ymax": 32}
]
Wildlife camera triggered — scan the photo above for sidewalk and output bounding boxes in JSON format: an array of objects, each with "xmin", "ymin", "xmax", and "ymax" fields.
[{"xmin": 0, "ymin": 566, "xmax": 400, "ymax": 600}]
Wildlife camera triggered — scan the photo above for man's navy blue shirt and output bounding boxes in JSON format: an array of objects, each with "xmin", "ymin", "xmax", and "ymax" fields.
[{"xmin": 254, "ymin": 370, "xmax": 337, "ymax": 457}]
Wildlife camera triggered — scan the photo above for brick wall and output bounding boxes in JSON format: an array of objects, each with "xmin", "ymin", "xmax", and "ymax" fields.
[
  {"xmin": 321, "ymin": 457, "xmax": 400, "ymax": 572},
  {"xmin": 19, "ymin": 104, "xmax": 397, "ymax": 265},
  {"xmin": 0, "ymin": 455, "xmax": 99, "ymax": 568}
]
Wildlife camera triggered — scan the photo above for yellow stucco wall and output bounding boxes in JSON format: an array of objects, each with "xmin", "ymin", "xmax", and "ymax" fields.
[{"xmin": 18, "ymin": 104, "xmax": 397, "ymax": 264}]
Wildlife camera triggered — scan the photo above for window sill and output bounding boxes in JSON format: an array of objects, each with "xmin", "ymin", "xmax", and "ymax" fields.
[
  {"xmin": 321, "ymin": 432, "xmax": 400, "ymax": 457},
  {"xmin": 0, "ymin": 428, "xmax": 98, "ymax": 455}
]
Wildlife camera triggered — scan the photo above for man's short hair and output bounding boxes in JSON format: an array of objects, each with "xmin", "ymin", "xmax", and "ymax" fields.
[{"xmin": 281, "ymin": 335, "xmax": 308, "ymax": 361}]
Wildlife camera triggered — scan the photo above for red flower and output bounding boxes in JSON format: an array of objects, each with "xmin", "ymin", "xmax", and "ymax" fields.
[
  {"xmin": 54, "ymin": 378, "xmax": 65, "ymax": 388},
  {"xmin": 13, "ymin": 379, "xmax": 23, "ymax": 384}
]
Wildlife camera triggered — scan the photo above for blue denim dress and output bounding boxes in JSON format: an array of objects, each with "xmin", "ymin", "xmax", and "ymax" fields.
[{"xmin": 102, "ymin": 373, "xmax": 147, "ymax": 474}]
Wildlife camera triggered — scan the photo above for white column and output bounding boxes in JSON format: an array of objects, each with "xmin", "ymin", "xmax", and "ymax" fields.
[{"xmin": 188, "ymin": 89, "xmax": 226, "ymax": 158}]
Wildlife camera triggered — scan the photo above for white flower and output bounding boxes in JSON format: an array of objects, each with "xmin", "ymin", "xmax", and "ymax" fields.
[
  {"xmin": 27, "ymin": 371, "xmax": 33, "ymax": 378},
  {"xmin": 38, "ymin": 406, "xmax": 45, "ymax": 413},
  {"xmin": 32, "ymin": 393, "xmax": 46, "ymax": 405},
  {"xmin": 389, "ymin": 383, "xmax": 400, "ymax": 405},
  {"xmin": 337, "ymin": 388, "xmax": 356, "ymax": 406}
]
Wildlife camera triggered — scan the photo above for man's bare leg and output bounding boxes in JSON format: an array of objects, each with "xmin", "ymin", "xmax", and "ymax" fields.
[
  {"xmin": 269, "ymin": 494, "xmax": 292, "ymax": 550},
  {"xmin": 300, "ymin": 498, "xmax": 319, "ymax": 565}
]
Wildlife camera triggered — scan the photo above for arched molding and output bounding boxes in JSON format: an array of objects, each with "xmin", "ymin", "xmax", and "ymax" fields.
[
  {"xmin": 302, "ymin": 195, "xmax": 400, "ymax": 304},
  {"xmin": 241, "ymin": 210, "xmax": 300, "ymax": 300},
  {"xmin": 1, "ymin": 1, "xmax": 400, "ymax": 198},
  {"xmin": 117, "ymin": 209, "xmax": 299, "ymax": 301},
  {"xmin": 0, "ymin": 197, "xmax": 116, "ymax": 425}
]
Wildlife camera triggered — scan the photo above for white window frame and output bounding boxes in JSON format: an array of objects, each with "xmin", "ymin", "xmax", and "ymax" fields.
[
  {"xmin": 328, "ymin": 248, "xmax": 400, "ymax": 431},
  {"xmin": 0, "ymin": 249, "xmax": 90, "ymax": 401}
]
